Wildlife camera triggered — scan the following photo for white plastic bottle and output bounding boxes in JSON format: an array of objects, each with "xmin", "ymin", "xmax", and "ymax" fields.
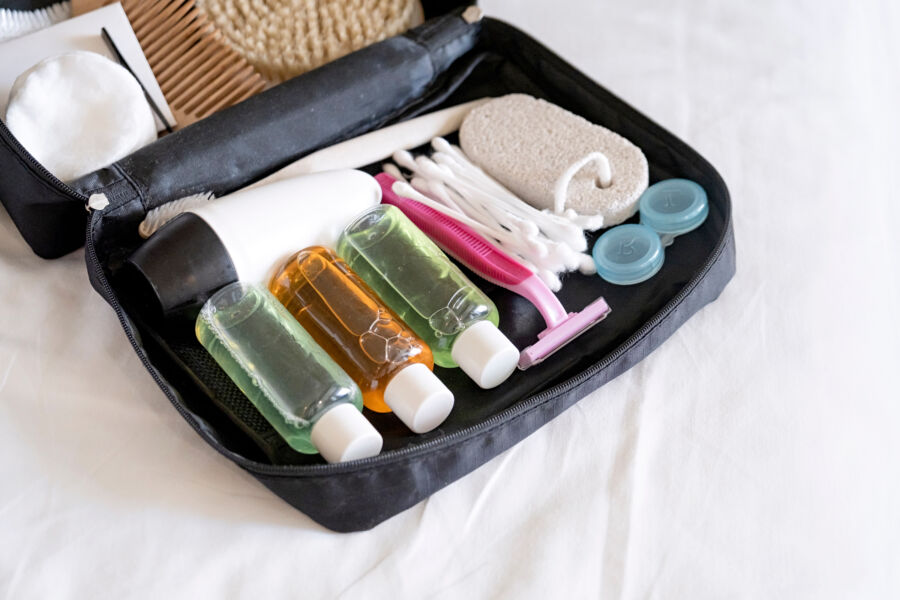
[{"xmin": 124, "ymin": 169, "xmax": 381, "ymax": 321}]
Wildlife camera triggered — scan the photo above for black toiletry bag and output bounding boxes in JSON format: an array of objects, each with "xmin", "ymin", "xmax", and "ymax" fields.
[{"xmin": 0, "ymin": 1, "xmax": 735, "ymax": 531}]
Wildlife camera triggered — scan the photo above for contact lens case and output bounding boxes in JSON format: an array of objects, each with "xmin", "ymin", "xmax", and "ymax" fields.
[
  {"xmin": 639, "ymin": 178, "xmax": 708, "ymax": 246},
  {"xmin": 593, "ymin": 179, "xmax": 709, "ymax": 285}
]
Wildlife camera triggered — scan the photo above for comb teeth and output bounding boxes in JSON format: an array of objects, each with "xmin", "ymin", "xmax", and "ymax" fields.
[{"xmin": 120, "ymin": 0, "xmax": 267, "ymax": 128}]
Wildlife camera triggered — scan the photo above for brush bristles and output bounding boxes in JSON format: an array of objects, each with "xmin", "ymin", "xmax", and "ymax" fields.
[
  {"xmin": 0, "ymin": 1, "xmax": 71, "ymax": 43},
  {"xmin": 193, "ymin": 0, "xmax": 424, "ymax": 83}
]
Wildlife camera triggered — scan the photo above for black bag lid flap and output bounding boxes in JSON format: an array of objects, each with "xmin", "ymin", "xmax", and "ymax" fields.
[{"xmin": 0, "ymin": 0, "xmax": 476, "ymax": 258}]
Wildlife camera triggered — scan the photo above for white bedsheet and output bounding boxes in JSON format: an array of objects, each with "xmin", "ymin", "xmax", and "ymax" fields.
[{"xmin": 1, "ymin": 1, "xmax": 898, "ymax": 597}]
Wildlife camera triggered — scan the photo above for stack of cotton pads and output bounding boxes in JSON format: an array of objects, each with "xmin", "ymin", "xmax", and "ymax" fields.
[
  {"xmin": 459, "ymin": 93, "xmax": 649, "ymax": 229},
  {"xmin": 4, "ymin": 51, "xmax": 157, "ymax": 182}
]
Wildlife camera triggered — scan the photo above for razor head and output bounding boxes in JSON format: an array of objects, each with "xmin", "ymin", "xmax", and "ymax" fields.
[{"xmin": 518, "ymin": 296, "xmax": 611, "ymax": 369}]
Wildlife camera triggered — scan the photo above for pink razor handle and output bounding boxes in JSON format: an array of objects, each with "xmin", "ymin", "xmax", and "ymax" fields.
[{"xmin": 377, "ymin": 174, "xmax": 611, "ymax": 369}]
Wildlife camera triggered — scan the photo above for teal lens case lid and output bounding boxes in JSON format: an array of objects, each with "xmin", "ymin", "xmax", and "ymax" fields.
[
  {"xmin": 639, "ymin": 178, "xmax": 709, "ymax": 239},
  {"xmin": 592, "ymin": 178, "xmax": 709, "ymax": 285},
  {"xmin": 591, "ymin": 224, "xmax": 664, "ymax": 285}
]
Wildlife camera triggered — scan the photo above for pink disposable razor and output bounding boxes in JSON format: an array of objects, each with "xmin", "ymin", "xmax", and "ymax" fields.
[{"xmin": 377, "ymin": 173, "xmax": 611, "ymax": 369}]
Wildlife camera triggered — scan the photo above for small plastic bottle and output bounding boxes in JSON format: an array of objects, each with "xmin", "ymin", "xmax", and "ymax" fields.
[
  {"xmin": 270, "ymin": 246, "xmax": 454, "ymax": 433},
  {"xmin": 337, "ymin": 205, "xmax": 519, "ymax": 389},
  {"xmin": 195, "ymin": 282, "xmax": 382, "ymax": 463}
]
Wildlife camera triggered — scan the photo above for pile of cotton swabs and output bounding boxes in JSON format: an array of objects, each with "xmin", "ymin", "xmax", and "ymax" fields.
[{"xmin": 383, "ymin": 137, "xmax": 597, "ymax": 291}]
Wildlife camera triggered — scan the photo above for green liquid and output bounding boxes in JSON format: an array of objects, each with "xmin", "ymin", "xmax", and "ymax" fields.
[
  {"xmin": 195, "ymin": 283, "xmax": 362, "ymax": 454},
  {"xmin": 337, "ymin": 205, "xmax": 499, "ymax": 368}
]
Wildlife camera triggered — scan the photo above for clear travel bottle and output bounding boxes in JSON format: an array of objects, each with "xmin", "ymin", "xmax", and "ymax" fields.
[
  {"xmin": 337, "ymin": 205, "xmax": 518, "ymax": 389},
  {"xmin": 270, "ymin": 246, "xmax": 454, "ymax": 433},
  {"xmin": 195, "ymin": 282, "xmax": 382, "ymax": 462}
]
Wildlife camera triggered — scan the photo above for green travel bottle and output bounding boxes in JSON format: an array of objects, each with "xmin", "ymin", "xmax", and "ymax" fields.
[
  {"xmin": 195, "ymin": 282, "xmax": 382, "ymax": 462},
  {"xmin": 337, "ymin": 205, "xmax": 518, "ymax": 389}
]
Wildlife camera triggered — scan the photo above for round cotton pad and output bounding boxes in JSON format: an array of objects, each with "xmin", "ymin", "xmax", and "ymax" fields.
[
  {"xmin": 459, "ymin": 94, "xmax": 649, "ymax": 228},
  {"xmin": 4, "ymin": 51, "xmax": 157, "ymax": 182}
]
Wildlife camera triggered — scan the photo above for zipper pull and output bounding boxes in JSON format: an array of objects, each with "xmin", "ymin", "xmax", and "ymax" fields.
[
  {"xmin": 86, "ymin": 193, "xmax": 109, "ymax": 212},
  {"xmin": 462, "ymin": 6, "xmax": 484, "ymax": 23}
]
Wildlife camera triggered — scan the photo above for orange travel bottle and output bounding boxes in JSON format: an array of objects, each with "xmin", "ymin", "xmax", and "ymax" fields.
[{"xmin": 270, "ymin": 246, "xmax": 454, "ymax": 433}]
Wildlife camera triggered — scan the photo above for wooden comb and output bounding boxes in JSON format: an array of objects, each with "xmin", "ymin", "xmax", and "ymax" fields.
[{"xmin": 73, "ymin": 0, "xmax": 268, "ymax": 128}]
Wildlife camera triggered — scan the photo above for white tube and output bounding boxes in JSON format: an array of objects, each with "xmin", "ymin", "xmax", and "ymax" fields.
[
  {"xmin": 191, "ymin": 170, "xmax": 381, "ymax": 285},
  {"xmin": 248, "ymin": 98, "xmax": 490, "ymax": 189}
]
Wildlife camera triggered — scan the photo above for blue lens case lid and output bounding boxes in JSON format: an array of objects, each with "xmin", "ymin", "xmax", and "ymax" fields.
[
  {"xmin": 639, "ymin": 178, "xmax": 708, "ymax": 238},
  {"xmin": 592, "ymin": 224, "xmax": 664, "ymax": 285}
]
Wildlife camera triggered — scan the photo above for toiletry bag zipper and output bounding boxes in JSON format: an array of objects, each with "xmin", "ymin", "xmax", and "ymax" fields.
[
  {"xmin": 1, "ymin": 6, "xmax": 735, "ymax": 530},
  {"xmin": 83, "ymin": 185, "xmax": 732, "ymax": 477},
  {"xmin": 0, "ymin": 120, "xmax": 87, "ymax": 204}
]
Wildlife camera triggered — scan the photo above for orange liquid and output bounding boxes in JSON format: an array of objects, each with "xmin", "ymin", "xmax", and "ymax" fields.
[{"xmin": 269, "ymin": 246, "xmax": 434, "ymax": 413}]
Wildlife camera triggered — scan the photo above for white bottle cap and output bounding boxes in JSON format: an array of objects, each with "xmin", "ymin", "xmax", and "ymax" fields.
[
  {"xmin": 309, "ymin": 403, "xmax": 383, "ymax": 463},
  {"xmin": 450, "ymin": 320, "xmax": 519, "ymax": 389},
  {"xmin": 383, "ymin": 363, "xmax": 454, "ymax": 433}
]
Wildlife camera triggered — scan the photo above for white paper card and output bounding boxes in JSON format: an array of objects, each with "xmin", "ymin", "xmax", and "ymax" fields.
[{"xmin": 0, "ymin": 2, "xmax": 175, "ymax": 131}]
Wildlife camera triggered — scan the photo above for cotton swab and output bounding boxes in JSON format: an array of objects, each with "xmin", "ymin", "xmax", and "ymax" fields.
[
  {"xmin": 379, "ymin": 174, "xmax": 609, "ymax": 370},
  {"xmin": 391, "ymin": 181, "xmax": 564, "ymax": 290},
  {"xmin": 386, "ymin": 139, "xmax": 597, "ymax": 286}
]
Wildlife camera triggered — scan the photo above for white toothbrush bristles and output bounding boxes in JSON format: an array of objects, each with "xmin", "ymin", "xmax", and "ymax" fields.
[
  {"xmin": 138, "ymin": 192, "xmax": 215, "ymax": 238},
  {"xmin": 0, "ymin": 1, "xmax": 70, "ymax": 43}
]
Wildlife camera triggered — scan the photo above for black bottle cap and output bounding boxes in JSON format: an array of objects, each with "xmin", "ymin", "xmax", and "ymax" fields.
[{"xmin": 120, "ymin": 212, "xmax": 238, "ymax": 324}]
